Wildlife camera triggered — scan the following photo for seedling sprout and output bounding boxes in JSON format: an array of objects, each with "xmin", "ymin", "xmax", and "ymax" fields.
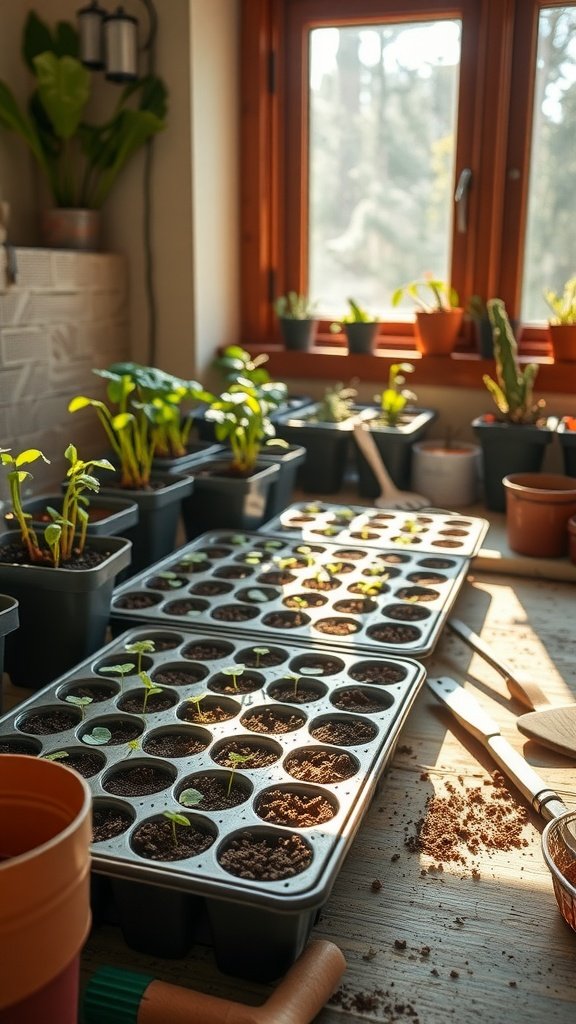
[
  {"xmin": 43, "ymin": 750, "xmax": 69, "ymax": 762},
  {"xmin": 187, "ymin": 693, "xmax": 207, "ymax": 722},
  {"xmin": 226, "ymin": 752, "xmax": 252, "ymax": 795},
  {"xmin": 179, "ymin": 788, "xmax": 204, "ymax": 809},
  {"xmin": 126, "ymin": 739, "xmax": 140, "ymax": 756},
  {"xmin": 140, "ymin": 671, "xmax": 163, "ymax": 714},
  {"xmin": 286, "ymin": 672, "xmax": 301, "ymax": 697},
  {"xmin": 100, "ymin": 662, "xmax": 134, "ymax": 692},
  {"xmin": 82, "ymin": 726, "xmax": 112, "ymax": 745},
  {"xmin": 252, "ymin": 647, "xmax": 269, "ymax": 668},
  {"xmin": 221, "ymin": 664, "xmax": 245, "ymax": 692},
  {"xmin": 162, "ymin": 810, "xmax": 191, "ymax": 847},
  {"xmin": 125, "ymin": 639, "xmax": 156, "ymax": 674},
  {"xmin": 65, "ymin": 695, "xmax": 93, "ymax": 720}
]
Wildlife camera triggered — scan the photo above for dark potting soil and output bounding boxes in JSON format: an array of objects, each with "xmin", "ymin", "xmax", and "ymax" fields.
[
  {"xmin": 432, "ymin": 539, "xmax": 462, "ymax": 548},
  {"xmin": 20, "ymin": 710, "xmax": 78, "ymax": 734},
  {"xmin": 395, "ymin": 586, "xmax": 439, "ymax": 602},
  {"xmin": 151, "ymin": 666, "xmax": 208, "ymax": 686},
  {"xmin": 214, "ymin": 566, "xmax": 254, "ymax": 580},
  {"xmin": 209, "ymin": 671, "xmax": 263, "ymax": 695},
  {"xmin": 262, "ymin": 611, "xmax": 310, "ymax": 629},
  {"xmin": 163, "ymin": 599, "xmax": 208, "ymax": 616},
  {"xmin": 383, "ymin": 603, "xmax": 430, "ymax": 622},
  {"xmin": 61, "ymin": 750, "xmax": 104, "ymax": 778},
  {"xmin": 131, "ymin": 818, "xmax": 214, "ymax": 861},
  {"xmin": 211, "ymin": 604, "xmax": 259, "ymax": 622},
  {"xmin": 407, "ymin": 572, "xmax": 447, "ymax": 585},
  {"xmin": 330, "ymin": 688, "xmax": 389, "ymax": 713},
  {"xmin": 147, "ymin": 634, "xmax": 181, "ymax": 651},
  {"xmin": 366, "ymin": 623, "xmax": 421, "ymax": 644},
  {"xmin": 301, "ymin": 576, "xmax": 340, "ymax": 591},
  {"xmin": 257, "ymin": 571, "xmax": 297, "ymax": 586},
  {"xmin": 189, "ymin": 581, "xmax": 233, "ymax": 596},
  {"xmin": 348, "ymin": 661, "xmax": 407, "ymax": 684},
  {"xmin": 115, "ymin": 592, "xmax": 161, "ymax": 610},
  {"xmin": 284, "ymin": 748, "xmax": 358, "ymax": 784},
  {"xmin": 331, "ymin": 548, "xmax": 365, "ymax": 559},
  {"xmin": 104, "ymin": 765, "xmax": 173, "ymax": 797},
  {"xmin": 146, "ymin": 575, "xmax": 187, "ymax": 590},
  {"xmin": 347, "ymin": 581, "xmax": 390, "ymax": 597},
  {"xmin": 143, "ymin": 732, "xmax": 209, "ymax": 758},
  {"xmin": 212, "ymin": 741, "xmax": 280, "ymax": 769},
  {"xmin": 181, "ymin": 640, "xmax": 234, "ymax": 661},
  {"xmin": 170, "ymin": 558, "xmax": 213, "ymax": 574},
  {"xmin": 418, "ymin": 557, "xmax": 455, "ymax": 569},
  {"xmin": 117, "ymin": 689, "xmax": 177, "ymax": 715},
  {"xmin": 179, "ymin": 700, "xmax": 238, "ymax": 725},
  {"xmin": 362, "ymin": 565, "xmax": 401, "ymax": 580},
  {"xmin": 310, "ymin": 718, "xmax": 377, "ymax": 746},
  {"xmin": 267, "ymin": 680, "xmax": 324, "ymax": 704},
  {"xmin": 333, "ymin": 598, "xmax": 377, "ymax": 615},
  {"xmin": 92, "ymin": 806, "xmax": 133, "ymax": 843},
  {"xmin": 240, "ymin": 707, "xmax": 306, "ymax": 734},
  {"xmin": 0, "ymin": 541, "xmax": 112, "ymax": 570},
  {"xmin": 349, "ymin": 530, "xmax": 380, "ymax": 541},
  {"xmin": 257, "ymin": 788, "xmax": 335, "ymax": 827},
  {"xmin": 180, "ymin": 774, "xmax": 248, "ymax": 810},
  {"xmin": 97, "ymin": 720, "xmax": 142, "ymax": 744},
  {"xmin": 63, "ymin": 683, "xmax": 116, "ymax": 703},
  {"xmin": 324, "ymin": 560, "xmax": 355, "ymax": 575},
  {"xmin": 314, "ymin": 617, "xmax": 360, "ymax": 636},
  {"xmin": 0, "ymin": 739, "xmax": 37, "ymax": 755},
  {"xmin": 240, "ymin": 647, "xmax": 287, "ymax": 668},
  {"xmin": 218, "ymin": 831, "xmax": 312, "ymax": 880},
  {"xmin": 283, "ymin": 593, "xmax": 327, "ymax": 610}
]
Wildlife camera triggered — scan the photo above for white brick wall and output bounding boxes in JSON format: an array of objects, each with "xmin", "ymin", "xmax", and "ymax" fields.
[{"xmin": 0, "ymin": 248, "xmax": 129, "ymax": 501}]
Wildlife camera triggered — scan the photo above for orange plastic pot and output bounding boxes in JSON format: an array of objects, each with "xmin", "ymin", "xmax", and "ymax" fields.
[
  {"xmin": 414, "ymin": 308, "xmax": 463, "ymax": 355},
  {"xmin": 503, "ymin": 473, "xmax": 576, "ymax": 558},
  {"xmin": 0, "ymin": 755, "xmax": 92, "ymax": 1023}
]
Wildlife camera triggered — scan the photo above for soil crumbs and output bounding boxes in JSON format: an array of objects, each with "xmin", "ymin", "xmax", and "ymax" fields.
[{"xmin": 329, "ymin": 984, "xmax": 419, "ymax": 1022}]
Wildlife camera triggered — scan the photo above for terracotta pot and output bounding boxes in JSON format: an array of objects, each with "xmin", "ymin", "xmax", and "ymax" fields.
[
  {"xmin": 414, "ymin": 308, "xmax": 463, "ymax": 355},
  {"xmin": 503, "ymin": 473, "xmax": 576, "ymax": 558},
  {"xmin": 40, "ymin": 208, "xmax": 101, "ymax": 251},
  {"xmin": 0, "ymin": 755, "xmax": 92, "ymax": 1023},
  {"xmin": 411, "ymin": 440, "xmax": 481, "ymax": 508},
  {"xmin": 569, "ymin": 515, "xmax": 576, "ymax": 565},
  {"xmin": 548, "ymin": 324, "xmax": 576, "ymax": 362}
]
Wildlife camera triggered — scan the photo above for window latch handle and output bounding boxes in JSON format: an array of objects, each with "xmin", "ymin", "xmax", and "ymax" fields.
[{"xmin": 455, "ymin": 168, "xmax": 472, "ymax": 233}]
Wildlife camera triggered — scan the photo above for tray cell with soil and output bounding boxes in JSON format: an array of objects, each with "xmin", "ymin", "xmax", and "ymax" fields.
[
  {"xmin": 0, "ymin": 735, "xmax": 42, "ymax": 755},
  {"xmin": 208, "ymin": 669, "xmax": 264, "ymax": 695},
  {"xmin": 117, "ymin": 686, "xmax": 179, "ymax": 716},
  {"xmin": 110, "ymin": 528, "xmax": 471, "ymax": 657},
  {"xmin": 0, "ymin": 624, "xmax": 424, "ymax": 983}
]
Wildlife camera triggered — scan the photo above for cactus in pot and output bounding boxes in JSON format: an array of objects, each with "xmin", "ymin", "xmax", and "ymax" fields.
[{"xmin": 482, "ymin": 299, "xmax": 545, "ymax": 424}]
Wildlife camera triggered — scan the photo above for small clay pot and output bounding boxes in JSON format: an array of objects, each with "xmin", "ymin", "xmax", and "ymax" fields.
[{"xmin": 503, "ymin": 473, "xmax": 576, "ymax": 558}]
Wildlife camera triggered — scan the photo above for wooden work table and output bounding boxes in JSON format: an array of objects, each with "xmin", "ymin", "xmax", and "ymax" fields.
[{"xmin": 3, "ymin": 515, "xmax": 576, "ymax": 1023}]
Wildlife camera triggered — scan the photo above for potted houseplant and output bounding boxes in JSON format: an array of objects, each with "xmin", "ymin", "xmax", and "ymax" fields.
[
  {"xmin": 0, "ymin": 445, "xmax": 131, "ymax": 688},
  {"xmin": 544, "ymin": 276, "xmax": 576, "ymax": 361},
  {"xmin": 274, "ymin": 291, "xmax": 317, "ymax": 351},
  {"xmin": 69, "ymin": 367, "xmax": 193, "ymax": 576},
  {"xmin": 354, "ymin": 363, "xmax": 437, "ymax": 495},
  {"xmin": 472, "ymin": 298, "xmax": 553, "ymax": 512},
  {"xmin": 392, "ymin": 274, "xmax": 463, "ymax": 355},
  {"xmin": 181, "ymin": 380, "xmax": 284, "ymax": 537},
  {"xmin": 332, "ymin": 298, "xmax": 380, "ymax": 355},
  {"xmin": 0, "ymin": 11, "xmax": 167, "ymax": 249},
  {"xmin": 274, "ymin": 382, "xmax": 370, "ymax": 494}
]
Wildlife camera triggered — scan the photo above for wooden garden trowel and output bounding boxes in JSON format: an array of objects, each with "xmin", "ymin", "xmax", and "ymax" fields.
[{"xmin": 447, "ymin": 617, "xmax": 576, "ymax": 759}]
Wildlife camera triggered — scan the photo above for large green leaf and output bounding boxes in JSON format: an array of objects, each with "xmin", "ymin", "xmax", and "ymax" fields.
[{"xmin": 34, "ymin": 53, "xmax": 90, "ymax": 140}]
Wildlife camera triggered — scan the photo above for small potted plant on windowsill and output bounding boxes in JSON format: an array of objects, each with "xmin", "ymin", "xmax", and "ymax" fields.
[
  {"xmin": 331, "ymin": 298, "xmax": 380, "ymax": 355},
  {"xmin": 0, "ymin": 445, "xmax": 131, "ymax": 689},
  {"xmin": 472, "ymin": 298, "xmax": 553, "ymax": 512},
  {"xmin": 354, "ymin": 363, "xmax": 438, "ymax": 495},
  {"xmin": 392, "ymin": 274, "xmax": 463, "ymax": 355},
  {"xmin": 274, "ymin": 292, "xmax": 318, "ymax": 351},
  {"xmin": 544, "ymin": 275, "xmax": 576, "ymax": 362}
]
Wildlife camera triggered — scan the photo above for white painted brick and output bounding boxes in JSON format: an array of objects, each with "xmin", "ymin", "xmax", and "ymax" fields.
[
  {"xmin": 1, "ymin": 328, "xmax": 51, "ymax": 366},
  {"xmin": 0, "ymin": 248, "xmax": 127, "ymax": 292}
]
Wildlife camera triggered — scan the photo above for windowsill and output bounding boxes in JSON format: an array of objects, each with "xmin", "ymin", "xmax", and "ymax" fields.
[{"xmin": 241, "ymin": 342, "xmax": 575, "ymax": 394}]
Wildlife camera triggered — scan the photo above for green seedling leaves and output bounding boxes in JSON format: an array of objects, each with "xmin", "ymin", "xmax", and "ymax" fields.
[
  {"xmin": 246, "ymin": 589, "xmax": 269, "ymax": 603},
  {"xmin": 82, "ymin": 726, "xmax": 112, "ymax": 745},
  {"xmin": 226, "ymin": 751, "xmax": 252, "ymax": 795},
  {"xmin": 179, "ymin": 788, "xmax": 204, "ymax": 809},
  {"xmin": 140, "ymin": 671, "xmax": 163, "ymax": 713},
  {"xmin": 187, "ymin": 694, "xmax": 207, "ymax": 721},
  {"xmin": 252, "ymin": 647, "xmax": 269, "ymax": 667},
  {"xmin": 43, "ymin": 750, "xmax": 69, "ymax": 761},
  {"xmin": 65, "ymin": 694, "xmax": 93, "ymax": 719},
  {"xmin": 221, "ymin": 664, "xmax": 245, "ymax": 692},
  {"xmin": 126, "ymin": 739, "xmax": 140, "ymax": 756},
  {"xmin": 163, "ymin": 810, "xmax": 190, "ymax": 846}
]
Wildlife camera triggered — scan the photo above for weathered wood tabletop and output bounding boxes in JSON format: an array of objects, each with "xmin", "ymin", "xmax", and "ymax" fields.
[{"xmin": 72, "ymin": 565, "xmax": 576, "ymax": 1024}]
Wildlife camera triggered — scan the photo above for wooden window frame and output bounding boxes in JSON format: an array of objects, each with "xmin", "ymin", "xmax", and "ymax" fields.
[{"xmin": 239, "ymin": 0, "xmax": 576, "ymax": 393}]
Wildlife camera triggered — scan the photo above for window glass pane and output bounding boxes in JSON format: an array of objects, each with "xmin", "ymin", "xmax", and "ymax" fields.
[
  {"xmin": 308, "ymin": 20, "xmax": 461, "ymax": 319},
  {"xmin": 521, "ymin": 6, "xmax": 576, "ymax": 322}
]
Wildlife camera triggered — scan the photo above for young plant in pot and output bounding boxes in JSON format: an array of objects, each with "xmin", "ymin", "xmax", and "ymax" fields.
[
  {"xmin": 544, "ymin": 275, "xmax": 576, "ymax": 362},
  {"xmin": 472, "ymin": 298, "xmax": 553, "ymax": 512},
  {"xmin": 392, "ymin": 274, "xmax": 463, "ymax": 355},
  {"xmin": 69, "ymin": 367, "xmax": 193, "ymax": 575},
  {"xmin": 355, "ymin": 363, "xmax": 438, "ymax": 495},
  {"xmin": 274, "ymin": 292, "xmax": 317, "ymax": 351},
  {"xmin": 332, "ymin": 298, "xmax": 380, "ymax": 355},
  {"xmin": 0, "ymin": 445, "xmax": 131, "ymax": 689},
  {"xmin": 0, "ymin": 11, "xmax": 168, "ymax": 250},
  {"xmin": 181, "ymin": 379, "xmax": 286, "ymax": 538}
]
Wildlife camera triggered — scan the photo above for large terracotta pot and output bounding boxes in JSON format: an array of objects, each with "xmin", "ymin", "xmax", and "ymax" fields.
[
  {"xmin": 503, "ymin": 473, "xmax": 576, "ymax": 557},
  {"xmin": 414, "ymin": 308, "xmax": 463, "ymax": 355},
  {"xmin": 0, "ymin": 755, "xmax": 92, "ymax": 1023}
]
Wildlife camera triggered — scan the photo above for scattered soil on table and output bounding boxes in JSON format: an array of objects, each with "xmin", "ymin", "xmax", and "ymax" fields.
[
  {"xmin": 314, "ymin": 617, "xmax": 360, "ymax": 636},
  {"xmin": 114, "ymin": 592, "xmax": 161, "ymax": 610},
  {"xmin": 257, "ymin": 571, "xmax": 297, "ymax": 586},
  {"xmin": 163, "ymin": 598, "xmax": 208, "ymax": 616},
  {"xmin": 179, "ymin": 773, "xmax": 249, "ymax": 810},
  {"xmin": 257, "ymin": 788, "xmax": 335, "ymax": 827},
  {"xmin": 241, "ymin": 707, "xmax": 306, "ymax": 734},
  {"xmin": 267, "ymin": 679, "xmax": 325, "ymax": 704},
  {"xmin": 60, "ymin": 750, "xmax": 104, "ymax": 778},
  {"xmin": 62, "ymin": 683, "xmax": 116, "ymax": 702},
  {"xmin": 143, "ymin": 731, "xmax": 209, "ymax": 758},
  {"xmin": 262, "ymin": 611, "xmax": 310, "ymax": 629},
  {"xmin": 19, "ymin": 710, "xmax": 78, "ymax": 734},
  {"xmin": 405, "ymin": 771, "xmax": 529, "ymax": 873},
  {"xmin": 211, "ymin": 604, "xmax": 259, "ymax": 622},
  {"xmin": 209, "ymin": 671, "xmax": 263, "ymax": 695},
  {"xmin": 104, "ymin": 764, "xmax": 173, "ymax": 797},
  {"xmin": 152, "ymin": 666, "xmax": 208, "ymax": 686},
  {"xmin": 181, "ymin": 640, "xmax": 234, "ymax": 661},
  {"xmin": 285, "ymin": 747, "xmax": 357, "ymax": 783},
  {"xmin": 92, "ymin": 806, "xmax": 133, "ymax": 843},
  {"xmin": 348, "ymin": 661, "xmax": 407, "ymax": 684},
  {"xmin": 330, "ymin": 687, "xmax": 390, "ymax": 713},
  {"xmin": 366, "ymin": 623, "xmax": 421, "ymax": 644},
  {"xmin": 212, "ymin": 740, "xmax": 280, "ymax": 769},
  {"xmin": 146, "ymin": 574, "xmax": 187, "ymax": 590},
  {"xmin": 310, "ymin": 717, "xmax": 377, "ymax": 746},
  {"xmin": 218, "ymin": 831, "xmax": 312, "ymax": 880},
  {"xmin": 189, "ymin": 580, "xmax": 233, "ymax": 596},
  {"xmin": 117, "ymin": 689, "xmax": 177, "ymax": 715},
  {"xmin": 329, "ymin": 984, "xmax": 419, "ymax": 1020},
  {"xmin": 131, "ymin": 818, "xmax": 214, "ymax": 861},
  {"xmin": 383, "ymin": 603, "xmax": 431, "ymax": 622}
]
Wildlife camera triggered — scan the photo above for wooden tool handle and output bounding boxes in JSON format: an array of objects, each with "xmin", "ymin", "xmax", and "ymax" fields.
[{"xmin": 447, "ymin": 618, "xmax": 551, "ymax": 711}]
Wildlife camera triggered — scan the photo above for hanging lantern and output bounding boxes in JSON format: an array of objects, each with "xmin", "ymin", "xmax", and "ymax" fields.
[
  {"xmin": 104, "ymin": 6, "xmax": 139, "ymax": 82},
  {"xmin": 77, "ymin": 1, "xmax": 106, "ymax": 70}
]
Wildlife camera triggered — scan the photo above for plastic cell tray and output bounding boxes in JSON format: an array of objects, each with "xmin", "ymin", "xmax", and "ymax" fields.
[{"xmin": 0, "ymin": 626, "xmax": 425, "ymax": 980}]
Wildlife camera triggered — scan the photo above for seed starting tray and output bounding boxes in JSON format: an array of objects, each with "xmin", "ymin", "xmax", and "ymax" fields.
[
  {"xmin": 0, "ymin": 626, "xmax": 425, "ymax": 980},
  {"xmin": 110, "ymin": 529, "xmax": 472, "ymax": 658},
  {"xmin": 262, "ymin": 501, "xmax": 489, "ymax": 558}
]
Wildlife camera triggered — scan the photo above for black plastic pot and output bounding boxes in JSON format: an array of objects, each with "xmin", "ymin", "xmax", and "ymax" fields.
[
  {"xmin": 472, "ymin": 416, "xmax": 554, "ymax": 512},
  {"xmin": 273, "ymin": 404, "xmax": 370, "ymax": 494},
  {"xmin": 259, "ymin": 443, "xmax": 307, "ymax": 518},
  {"xmin": 354, "ymin": 407, "xmax": 438, "ymax": 494},
  {"xmin": 0, "ymin": 595, "xmax": 18, "ymax": 714},
  {"xmin": 557, "ymin": 422, "xmax": 576, "ymax": 477},
  {"xmin": 278, "ymin": 318, "xmax": 316, "ymax": 351},
  {"xmin": 0, "ymin": 534, "xmax": 131, "ymax": 689},
  {"xmin": 151, "ymin": 441, "xmax": 224, "ymax": 475},
  {"xmin": 181, "ymin": 459, "xmax": 280, "ymax": 539},
  {"xmin": 95, "ymin": 472, "xmax": 193, "ymax": 577},
  {"xmin": 0, "ymin": 624, "xmax": 425, "ymax": 981},
  {"xmin": 344, "ymin": 321, "xmax": 379, "ymax": 355},
  {"xmin": 15, "ymin": 494, "xmax": 139, "ymax": 537}
]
